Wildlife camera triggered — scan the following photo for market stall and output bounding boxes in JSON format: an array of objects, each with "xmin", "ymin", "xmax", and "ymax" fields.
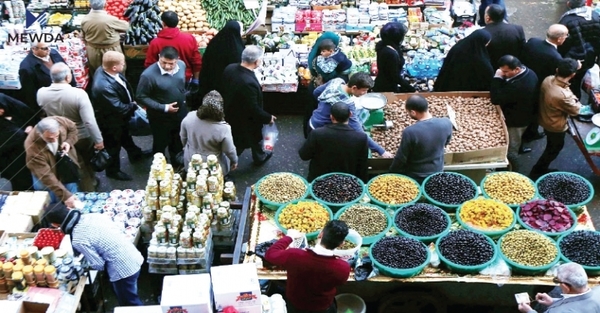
[{"xmin": 569, "ymin": 116, "xmax": 600, "ymax": 176}]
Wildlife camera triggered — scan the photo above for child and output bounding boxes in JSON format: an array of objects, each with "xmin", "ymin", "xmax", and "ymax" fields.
[{"xmin": 314, "ymin": 39, "xmax": 352, "ymax": 86}]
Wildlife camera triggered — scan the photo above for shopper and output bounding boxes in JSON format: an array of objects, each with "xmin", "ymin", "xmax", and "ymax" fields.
[
  {"xmin": 180, "ymin": 91, "xmax": 238, "ymax": 175},
  {"xmin": 25, "ymin": 117, "xmax": 80, "ymax": 207},
  {"xmin": 520, "ymin": 24, "xmax": 570, "ymax": 145},
  {"xmin": 18, "ymin": 41, "xmax": 75, "ymax": 113},
  {"xmin": 434, "ymin": 29, "xmax": 494, "ymax": 92},
  {"xmin": 38, "ymin": 62, "xmax": 104, "ymax": 192},
  {"xmin": 299, "ymin": 102, "xmax": 368, "ymax": 182},
  {"xmin": 313, "ymin": 39, "xmax": 352, "ymax": 87},
  {"xmin": 45, "ymin": 203, "xmax": 144, "ymax": 307},
  {"xmin": 530, "ymin": 59, "xmax": 582, "ymax": 180},
  {"xmin": 197, "ymin": 20, "xmax": 245, "ymax": 108},
  {"xmin": 145, "ymin": 11, "xmax": 202, "ymax": 83},
  {"xmin": 91, "ymin": 51, "xmax": 149, "ymax": 181},
  {"xmin": 310, "ymin": 72, "xmax": 393, "ymax": 158},
  {"xmin": 490, "ymin": 55, "xmax": 538, "ymax": 170},
  {"xmin": 81, "ymin": 0, "xmax": 129, "ymax": 77},
  {"xmin": 477, "ymin": 0, "xmax": 506, "ymax": 26},
  {"xmin": 265, "ymin": 220, "xmax": 351, "ymax": 313},
  {"xmin": 137, "ymin": 46, "xmax": 188, "ymax": 166},
  {"xmin": 518, "ymin": 263, "xmax": 600, "ymax": 313},
  {"xmin": 221, "ymin": 45, "xmax": 275, "ymax": 166},
  {"xmin": 373, "ymin": 22, "xmax": 415, "ymax": 93},
  {"xmin": 389, "ymin": 95, "xmax": 452, "ymax": 183},
  {"xmin": 483, "ymin": 4, "xmax": 526, "ymax": 69},
  {"xmin": 0, "ymin": 93, "xmax": 35, "ymax": 191},
  {"xmin": 558, "ymin": 0, "xmax": 600, "ymax": 98}
]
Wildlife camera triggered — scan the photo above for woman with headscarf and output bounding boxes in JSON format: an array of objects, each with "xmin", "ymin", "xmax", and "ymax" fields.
[
  {"xmin": 180, "ymin": 90, "xmax": 238, "ymax": 176},
  {"xmin": 373, "ymin": 22, "xmax": 415, "ymax": 93},
  {"xmin": 434, "ymin": 29, "xmax": 494, "ymax": 92},
  {"xmin": 0, "ymin": 93, "xmax": 36, "ymax": 190},
  {"xmin": 196, "ymin": 21, "xmax": 245, "ymax": 110}
]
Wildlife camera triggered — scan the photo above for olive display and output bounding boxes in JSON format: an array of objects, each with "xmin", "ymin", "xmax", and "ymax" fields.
[
  {"xmin": 537, "ymin": 173, "xmax": 591, "ymax": 205},
  {"xmin": 500, "ymin": 230, "xmax": 558, "ymax": 267},
  {"xmin": 338, "ymin": 204, "xmax": 388, "ymax": 237},
  {"xmin": 559, "ymin": 231, "xmax": 600, "ymax": 267},
  {"xmin": 371, "ymin": 236, "xmax": 427, "ymax": 269},
  {"xmin": 423, "ymin": 173, "xmax": 476, "ymax": 205},
  {"xmin": 395, "ymin": 203, "xmax": 449, "ymax": 237},
  {"xmin": 438, "ymin": 230, "xmax": 495, "ymax": 266},
  {"xmin": 312, "ymin": 174, "xmax": 363, "ymax": 203}
]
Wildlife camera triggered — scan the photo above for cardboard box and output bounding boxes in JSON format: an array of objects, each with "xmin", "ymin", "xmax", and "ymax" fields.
[
  {"xmin": 18, "ymin": 301, "xmax": 50, "ymax": 313},
  {"xmin": 161, "ymin": 274, "xmax": 212, "ymax": 313},
  {"xmin": 211, "ymin": 264, "xmax": 261, "ymax": 311},
  {"xmin": 25, "ymin": 287, "xmax": 63, "ymax": 313},
  {"xmin": 0, "ymin": 214, "xmax": 34, "ymax": 233}
]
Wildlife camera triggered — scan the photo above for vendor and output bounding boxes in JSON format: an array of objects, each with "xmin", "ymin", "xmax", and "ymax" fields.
[
  {"xmin": 265, "ymin": 220, "xmax": 351, "ymax": 313},
  {"xmin": 389, "ymin": 95, "xmax": 453, "ymax": 183}
]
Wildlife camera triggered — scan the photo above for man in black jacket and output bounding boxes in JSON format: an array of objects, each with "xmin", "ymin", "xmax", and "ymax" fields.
[
  {"xmin": 558, "ymin": 0, "xmax": 600, "ymax": 98},
  {"xmin": 484, "ymin": 4, "xmax": 526, "ymax": 69},
  {"xmin": 299, "ymin": 102, "xmax": 368, "ymax": 182},
  {"xmin": 490, "ymin": 55, "xmax": 538, "ymax": 170},
  {"xmin": 91, "ymin": 51, "xmax": 147, "ymax": 181}
]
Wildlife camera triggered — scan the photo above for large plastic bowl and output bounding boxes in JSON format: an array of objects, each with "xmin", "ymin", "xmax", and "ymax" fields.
[
  {"xmin": 435, "ymin": 231, "xmax": 499, "ymax": 274},
  {"xmin": 274, "ymin": 200, "xmax": 333, "ymax": 241},
  {"xmin": 393, "ymin": 204, "xmax": 452, "ymax": 243},
  {"xmin": 498, "ymin": 231, "xmax": 561, "ymax": 275},
  {"xmin": 332, "ymin": 229, "xmax": 363, "ymax": 262},
  {"xmin": 369, "ymin": 236, "xmax": 431, "ymax": 278},
  {"xmin": 456, "ymin": 199, "xmax": 516, "ymax": 238},
  {"xmin": 516, "ymin": 203, "xmax": 577, "ymax": 238},
  {"xmin": 421, "ymin": 172, "xmax": 478, "ymax": 212},
  {"xmin": 535, "ymin": 172, "xmax": 595, "ymax": 210},
  {"xmin": 310, "ymin": 172, "xmax": 366, "ymax": 212},
  {"xmin": 481, "ymin": 172, "xmax": 537, "ymax": 209},
  {"xmin": 334, "ymin": 203, "xmax": 392, "ymax": 246},
  {"xmin": 254, "ymin": 172, "xmax": 310, "ymax": 210},
  {"xmin": 557, "ymin": 231, "xmax": 600, "ymax": 276},
  {"xmin": 366, "ymin": 174, "xmax": 422, "ymax": 209}
]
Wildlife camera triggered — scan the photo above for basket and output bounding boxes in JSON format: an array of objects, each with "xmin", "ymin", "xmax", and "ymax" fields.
[
  {"xmin": 369, "ymin": 236, "xmax": 430, "ymax": 278},
  {"xmin": 393, "ymin": 204, "xmax": 451, "ymax": 243},
  {"xmin": 332, "ymin": 229, "xmax": 363, "ymax": 262},
  {"xmin": 274, "ymin": 200, "xmax": 333, "ymax": 240},
  {"xmin": 435, "ymin": 231, "xmax": 498, "ymax": 274},
  {"xmin": 557, "ymin": 231, "xmax": 600, "ymax": 276},
  {"xmin": 310, "ymin": 172, "xmax": 366, "ymax": 212},
  {"xmin": 421, "ymin": 172, "xmax": 478, "ymax": 212},
  {"xmin": 535, "ymin": 172, "xmax": 594, "ymax": 210},
  {"xmin": 480, "ymin": 172, "xmax": 537, "ymax": 209},
  {"xmin": 366, "ymin": 174, "xmax": 422, "ymax": 209},
  {"xmin": 255, "ymin": 172, "xmax": 310, "ymax": 210},
  {"xmin": 498, "ymin": 231, "xmax": 560, "ymax": 275},
  {"xmin": 516, "ymin": 203, "xmax": 577, "ymax": 238},
  {"xmin": 334, "ymin": 203, "xmax": 392, "ymax": 245},
  {"xmin": 456, "ymin": 199, "xmax": 516, "ymax": 238}
]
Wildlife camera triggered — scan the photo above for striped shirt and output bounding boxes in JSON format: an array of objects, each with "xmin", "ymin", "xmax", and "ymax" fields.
[{"xmin": 72, "ymin": 213, "xmax": 144, "ymax": 282}]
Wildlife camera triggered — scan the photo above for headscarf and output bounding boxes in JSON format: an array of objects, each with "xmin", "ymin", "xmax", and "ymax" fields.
[
  {"xmin": 308, "ymin": 32, "xmax": 340, "ymax": 77},
  {"xmin": 197, "ymin": 90, "xmax": 225, "ymax": 121},
  {"xmin": 376, "ymin": 22, "xmax": 407, "ymax": 53}
]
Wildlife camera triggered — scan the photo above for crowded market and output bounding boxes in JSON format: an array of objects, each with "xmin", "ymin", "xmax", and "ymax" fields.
[{"xmin": 0, "ymin": 0, "xmax": 599, "ymax": 312}]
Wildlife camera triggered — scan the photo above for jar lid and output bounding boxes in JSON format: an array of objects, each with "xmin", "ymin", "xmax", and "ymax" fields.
[
  {"xmin": 20, "ymin": 250, "xmax": 29, "ymax": 258},
  {"xmin": 59, "ymin": 266, "xmax": 71, "ymax": 273},
  {"xmin": 62, "ymin": 258, "xmax": 73, "ymax": 266},
  {"xmin": 2, "ymin": 262, "xmax": 13, "ymax": 270},
  {"xmin": 44, "ymin": 265, "xmax": 56, "ymax": 274},
  {"xmin": 13, "ymin": 264, "xmax": 23, "ymax": 272},
  {"xmin": 11, "ymin": 272, "xmax": 23, "ymax": 280},
  {"xmin": 14, "ymin": 259, "xmax": 23, "ymax": 266},
  {"xmin": 22, "ymin": 265, "xmax": 33, "ymax": 274},
  {"xmin": 34, "ymin": 265, "xmax": 45, "ymax": 273},
  {"xmin": 41, "ymin": 247, "xmax": 55, "ymax": 254},
  {"xmin": 35, "ymin": 259, "xmax": 47, "ymax": 266}
]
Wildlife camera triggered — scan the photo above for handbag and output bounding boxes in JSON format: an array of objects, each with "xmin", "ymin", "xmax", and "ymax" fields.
[
  {"xmin": 55, "ymin": 152, "xmax": 80, "ymax": 184},
  {"xmin": 90, "ymin": 149, "xmax": 111, "ymax": 172},
  {"xmin": 128, "ymin": 104, "xmax": 152, "ymax": 137}
]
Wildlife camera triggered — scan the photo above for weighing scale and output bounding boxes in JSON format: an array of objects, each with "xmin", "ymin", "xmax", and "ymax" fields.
[
  {"xmin": 355, "ymin": 93, "xmax": 391, "ymax": 131},
  {"xmin": 586, "ymin": 114, "xmax": 600, "ymax": 152}
]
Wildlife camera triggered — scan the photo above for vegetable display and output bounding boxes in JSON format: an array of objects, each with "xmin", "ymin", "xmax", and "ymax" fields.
[
  {"xmin": 106, "ymin": 0, "xmax": 131, "ymax": 21},
  {"xmin": 202, "ymin": 0, "xmax": 259, "ymax": 30},
  {"xmin": 157, "ymin": 0, "xmax": 211, "ymax": 32},
  {"xmin": 519, "ymin": 200, "xmax": 574, "ymax": 233},
  {"xmin": 123, "ymin": 0, "xmax": 163, "ymax": 45}
]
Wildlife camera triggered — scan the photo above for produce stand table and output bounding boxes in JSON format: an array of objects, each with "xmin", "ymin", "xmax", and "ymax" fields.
[
  {"xmin": 569, "ymin": 117, "xmax": 600, "ymax": 175},
  {"xmin": 0, "ymin": 276, "xmax": 88, "ymax": 313}
]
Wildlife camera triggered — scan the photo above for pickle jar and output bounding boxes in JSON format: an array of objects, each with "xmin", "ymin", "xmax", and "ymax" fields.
[
  {"xmin": 147, "ymin": 178, "xmax": 158, "ymax": 197},
  {"xmin": 193, "ymin": 231, "xmax": 205, "ymax": 249},
  {"xmin": 166, "ymin": 247, "xmax": 177, "ymax": 260},
  {"xmin": 12, "ymin": 272, "xmax": 25, "ymax": 290},
  {"xmin": 155, "ymin": 225, "xmax": 167, "ymax": 244},
  {"xmin": 34, "ymin": 265, "xmax": 45, "ymax": 284},
  {"xmin": 44, "ymin": 265, "xmax": 57, "ymax": 284},
  {"xmin": 217, "ymin": 207, "xmax": 231, "ymax": 226},
  {"xmin": 179, "ymin": 231, "xmax": 192, "ymax": 249}
]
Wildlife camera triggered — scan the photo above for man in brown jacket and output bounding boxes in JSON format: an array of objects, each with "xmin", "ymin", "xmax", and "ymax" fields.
[
  {"xmin": 25, "ymin": 117, "xmax": 81, "ymax": 208},
  {"xmin": 530, "ymin": 58, "xmax": 582, "ymax": 179},
  {"xmin": 81, "ymin": 0, "xmax": 129, "ymax": 77}
]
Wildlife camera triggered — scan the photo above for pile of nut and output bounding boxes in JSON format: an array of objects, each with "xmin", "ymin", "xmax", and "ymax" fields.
[
  {"xmin": 371, "ymin": 96, "xmax": 507, "ymax": 156},
  {"xmin": 257, "ymin": 173, "xmax": 307, "ymax": 204}
]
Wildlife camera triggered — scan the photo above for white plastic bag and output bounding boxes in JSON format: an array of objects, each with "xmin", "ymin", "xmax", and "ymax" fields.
[
  {"xmin": 479, "ymin": 257, "xmax": 511, "ymax": 286},
  {"xmin": 581, "ymin": 64, "xmax": 600, "ymax": 104},
  {"xmin": 262, "ymin": 123, "xmax": 279, "ymax": 152}
]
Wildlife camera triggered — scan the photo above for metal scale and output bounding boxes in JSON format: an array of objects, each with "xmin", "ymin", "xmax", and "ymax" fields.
[{"xmin": 356, "ymin": 93, "xmax": 393, "ymax": 131}]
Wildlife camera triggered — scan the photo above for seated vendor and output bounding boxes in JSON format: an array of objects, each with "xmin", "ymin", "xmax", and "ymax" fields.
[{"xmin": 265, "ymin": 220, "xmax": 351, "ymax": 313}]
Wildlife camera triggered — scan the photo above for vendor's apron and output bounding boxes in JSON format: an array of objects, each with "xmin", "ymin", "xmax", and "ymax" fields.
[{"xmin": 85, "ymin": 41, "xmax": 125, "ymax": 77}]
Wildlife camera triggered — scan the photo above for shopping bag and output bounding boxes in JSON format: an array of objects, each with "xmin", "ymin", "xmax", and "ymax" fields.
[
  {"xmin": 262, "ymin": 122, "xmax": 279, "ymax": 152},
  {"xmin": 55, "ymin": 152, "xmax": 80, "ymax": 184},
  {"xmin": 90, "ymin": 149, "xmax": 111, "ymax": 172},
  {"xmin": 128, "ymin": 105, "xmax": 152, "ymax": 137}
]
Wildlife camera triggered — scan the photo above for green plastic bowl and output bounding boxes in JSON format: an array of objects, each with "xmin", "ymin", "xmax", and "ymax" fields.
[
  {"xmin": 366, "ymin": 174, "xmax": 422, "ymax": 209},
  {"xmin": 255, "ymin": 172, "xmax": 310, "ymax": 210},
  {"xmin": 557, "ymin": 230, "xmax": 600, "ymax": 276},
  {"xmin": 436, "ymin": 231, "xmax": 499, "ymax": 274},
  {"xmin": 310, "ymin": 172, "xmax": 366, "ymax": 213},
  {"xmin": 498, "ymin": 230, "xmax": 561, "ymax": 275},
  {"xmin": 535, "ymin": 172, "xmax": 595, "ymax": 210},
  {"xmin": 456, "ymin": 199, "xmax": 516, "ymax": 238},
  {"xmin": 369, "ymin": 236, "xmax": 431, "ymax": 278},
  {"xmin": 334, "ymin": 203, "xmax": 392, "ymax": 246},
  {"xmin": 393, "ymin": 204, "xmax": 452, "ymax": 243},
  {"xmin": 480, "ymin": 172, "xmax": 537, "ymax": 209},
  {"xmin": 421, "ymin": 172, "xmax": 478, "ymax": 212},
  {"xmin": 516, "ymin": 202, "xmax": 577, "ymax": 238},
  {"xmin": 274, "ymin": 200, "xmax": 333, "ymax": 241}
]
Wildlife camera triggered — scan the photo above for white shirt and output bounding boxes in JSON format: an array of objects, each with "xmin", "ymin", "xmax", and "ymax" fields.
[
  {"xmin": 104, "ymin": 70, "xmax": 132, "ymax": 102},
  {"xmin": 546, "ymin": 39, "xmax": 558, "ymax": 49},
  {"xmin": 311, "ymin": 244, "xmax": 334, "ymax": 257},
  {"xmin": 158, "ymin": 63, "xmax": 180, "ymax": 76},
  {"xmin": 46, "ymin": 141, "xmax": 58, "ymax": 154},
  {"xmin": 33, "ymin": 54, "xmax": 51, "ymax": 62}
]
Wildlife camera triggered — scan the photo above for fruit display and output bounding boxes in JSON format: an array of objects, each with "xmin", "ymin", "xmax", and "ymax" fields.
[
  {"xmin": 277, "ymin": 201, "xmax": 330, "ymax": 234},
  {"xmin": 459, "ymin": 198, "xmax": 514, "ymax": 231},
  {"xmin": 536, "ymin": 172, "xmax": 592, "ymax": 206},
  {"xmin": 192, "ymin": 29, "xmax": 218, "ymax": 48},
  {"xmin": 367, "ymin": 174, "xmax": 420, "ymax": 206},
  {"xmin": 74, "ymin": 0, "xmax": 90, "ymax": 9},
  {"xmin": 157, "ymin": 0, "xmax": 210, "ymax": 32},
  {"xmin": 311, "ymin": 174, "xmax": 363, "ymax": 204},
  {"xmin": 423, "ymin": 172, "xmax": 476, "ymax": 206},
  {"xmin": 337, "ymin": 204, "xmax": 388, "ymax": 238},
  {"xmin": 482, "ymin": 172, "xmax": 536, "ymax": 206},
  {"xmin": 559, "ymin": 230, "xmax": 600, "ymax": 267},
  {"xmin": 500, "ymin": 230, "xmax": 558, "ymax": 268},
  {"xmin": 202, "ymin": 0, "xmax": 257, "ymax": 30},
  {"xmin": 71, "ymin": 14, "xmax": 87, "ymax": 27},
  {"xmin": 251, "ymin": 33, "xmax": 298, "ymax": 52},
  {"xmin": 47, "ymin": 12, "xmax": 72, "ymax": 26},
  {"xmin": 371, "ymin": 96, "xmax": 508, "ymax": 157},
  {"xmin": 123, "ymin": 0, "xmax": 162, "ymax": 45},
  {"xmin": 437, "ymin": 230, "xmax": 495, "ymax": 267},
  {"xmin": 394, "ymin": 203, "xmax": 449, "ymax": 238},
  {"xmin": 106, "ymin": 0, "xmax": 132, "ymax": 21},
  {"xmin": 519, "ymin": 200, "xmax": 575, "ymax": 233}
]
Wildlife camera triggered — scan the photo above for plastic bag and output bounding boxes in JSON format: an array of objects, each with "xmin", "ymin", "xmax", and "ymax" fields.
[
  {"xmin": 262, "ymin": 123, "xmax": 279, "ymax": 152},
  {"xmin": 90, "ymin": 149, "xmax": 111, "ymax": 172},
  {"xmin": 128, "ymin": 105, "xmax": 152, "ymax": 137},
  {"xmin": 354, "ymin": 256, "xmax": 378, "ymax": 281},
  {"xmin": 479, "ymin": 257, "xmax": 511, "ymax": 286},
  {"xmin": 581, "ymin": 64, "xmax": 600, "ymax": 104}
]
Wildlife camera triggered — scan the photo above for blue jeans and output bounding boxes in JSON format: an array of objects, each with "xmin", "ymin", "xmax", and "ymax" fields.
[
  {"xmin": 112, "ymin": 270, "xmax": 143, "ymax": 306},
  {"xmin": 32, "ymin": 174, "xmax": 78, "ymax": 203}
]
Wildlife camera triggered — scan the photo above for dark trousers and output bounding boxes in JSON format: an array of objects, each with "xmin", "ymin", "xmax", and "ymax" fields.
[
  {"xmin": 102, "ymin": 123, "xmax": 142, "ymax": 174},
  {"xmin": 74, "ymin": 137, "xmax": 96, "ymax": 192},
  {"xmin": 532, "ymin": 130, "xmax": 566, "ymax": 173},
  {"xmin": 237, "ymin": 141, "xmax": 268, "ymax": 164},
  {"xmin": 112, "ymin": 270, "xmax": 143, "ymax": 306},
  {"xmin": 569, "ymin": 70, "xmax": 585, "ymax": 99},
  {"xmin": 287, "ymin": 301, "xmax": 336, "ymax": 313},
  {"xmin": 150, "ymin": 120, "xmax": 182, "ymax": 163},
  {"xmin": 303, "ymin": 83, "xmax": 318, "ymax": 138}
]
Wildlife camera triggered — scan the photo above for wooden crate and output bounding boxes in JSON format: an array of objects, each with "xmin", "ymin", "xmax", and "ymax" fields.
[{"xmin": 123, "ymin": 45, "xmax": 149, "ymax": 60}]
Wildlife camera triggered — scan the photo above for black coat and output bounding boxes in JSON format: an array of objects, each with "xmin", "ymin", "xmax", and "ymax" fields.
[
  {"xmin": 299, "ymin": 123, "xmax": 368, "ymax": 182},
  {"xmin": 221, "ymin": 64, "xmax": 272, "ymax": 151},
  {"xmin": 521, "ymin": 38, "xmax": 563, "ymax": 82},
  {"xmin": 373, "ymin": 46, "xmax": 414, "ymax": 93},
  {"xmin": 490, "ymin": 67, "xmax": 538, "ymax": 127},
  {"xmin": 90, "ymin": 70, "xmax": 136, "ymax": 128},
  {"xmin": 484, "ymin": 22, "xmax": 526, "ymax": 68},
  {"xmin": 558, "ymin": 8, "xmax": 600, "ymax": 71},
  {"xmin": 18, "ymin": 49, "xmax": 75, "ymax": 111}
]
